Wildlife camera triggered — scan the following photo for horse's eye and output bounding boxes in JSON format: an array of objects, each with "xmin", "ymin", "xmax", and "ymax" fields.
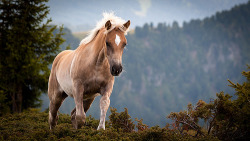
[
  {"xmin": 106, "ymin": 42, "xmax": 111, "ymax": 47},
  {"xmin": 123, "ymin": 43, "xmax": 127, "ymax": 48}
]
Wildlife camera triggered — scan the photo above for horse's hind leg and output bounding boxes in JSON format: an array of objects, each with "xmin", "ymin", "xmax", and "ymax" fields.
[
  {"xmin": 83, "ymin": 98, "xmax": 96, "ymax": 113},
  {"xmin": 48, "ymin": 91, "xmax": 68, "ymax": 129}
]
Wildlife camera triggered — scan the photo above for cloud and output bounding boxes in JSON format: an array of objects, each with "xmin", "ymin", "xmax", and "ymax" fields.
[{"xmin": 134, "ymin": 0, "xmax": 151, "ymax": 17}]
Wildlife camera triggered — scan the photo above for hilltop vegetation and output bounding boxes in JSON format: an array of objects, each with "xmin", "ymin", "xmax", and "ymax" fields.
[
  {"xmin": 0, "ymin": 108, "xmax": 218, "ymax": 140},
  {"xmin": 168, "ymin": 66, "xmax": 250, "ymax": 140}
]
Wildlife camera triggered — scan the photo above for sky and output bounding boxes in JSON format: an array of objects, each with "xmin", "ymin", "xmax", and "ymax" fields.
[{"xmin": 47, "ymin": 0, "xmax": 249, "ymax": 32}]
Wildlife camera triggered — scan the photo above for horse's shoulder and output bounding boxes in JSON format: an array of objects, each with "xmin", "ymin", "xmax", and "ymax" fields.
[
  {"xmin": 60, "ymin": 50, "xmax": 74, "ymax": 56},
  {"xmin": 51, "ymin": 50, "xmax": 73, "ymax": 67},
  {"xmin": 55, "ymin": 50, "xmax": 73, "ymax": 60}
]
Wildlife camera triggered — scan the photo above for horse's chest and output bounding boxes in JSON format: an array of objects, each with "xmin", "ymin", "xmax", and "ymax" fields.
[{"xmin": 83, "ymin": 75, "xmax": 107, "ymax": 95}]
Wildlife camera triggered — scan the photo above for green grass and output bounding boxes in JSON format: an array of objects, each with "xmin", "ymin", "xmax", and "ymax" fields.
[{"xmin": 0, "ymin": 108, "xmax": 218, "ymax": 141}]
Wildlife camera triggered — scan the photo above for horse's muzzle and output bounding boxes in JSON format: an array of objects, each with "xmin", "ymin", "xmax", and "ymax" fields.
[{"xmin": 111, "ymin": 64, "xmax": 122, "ymax": 76}]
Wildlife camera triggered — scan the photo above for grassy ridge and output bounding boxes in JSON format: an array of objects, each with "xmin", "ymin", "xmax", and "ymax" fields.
[
  {"xmin": 0, "ymin": 108, "xmax": 217, "ymax": 140},
  {"xmin": 72, "ymin": 31, "xmax": 89, "ymax": 41}
]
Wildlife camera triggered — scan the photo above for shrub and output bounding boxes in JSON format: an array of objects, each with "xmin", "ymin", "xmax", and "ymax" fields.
[
  {"xmin": 108, "ymin": 107, "xmax": 135, "ymax": 132},
  {"xmin": 168, "ymin": 67, "xmax": 250, "ymax": 140}
]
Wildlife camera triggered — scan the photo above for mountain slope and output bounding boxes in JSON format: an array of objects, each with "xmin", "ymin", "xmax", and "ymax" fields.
[{"xmin": 111, "ymin": 1, "xmax": 250, "ymax": 126}]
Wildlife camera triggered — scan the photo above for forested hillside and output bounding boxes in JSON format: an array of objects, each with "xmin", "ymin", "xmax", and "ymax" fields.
[
  {"xmin": 112, "ymin": 1, "xmax": 250, "ymax": 126},
  {"xmin": 41, "ymin": 1, "xmax": 250, "ymax": 127}
]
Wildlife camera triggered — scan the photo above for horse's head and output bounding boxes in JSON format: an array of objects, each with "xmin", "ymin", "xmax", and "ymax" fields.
[{"xmin": 104, "ymin": 20, "xmax": 130, "ymax": 76}]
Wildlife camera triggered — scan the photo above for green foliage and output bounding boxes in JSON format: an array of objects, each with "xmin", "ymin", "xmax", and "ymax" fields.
[
  {"xmin": 168, "ymin": 67, "xmax": 250, "ymax": 140},
  {"xmin": 0, "ymin": 90, "xmax": 10, "ymax": 116},
  {"xmin": 167, "ymin": 101, "xmax": 205, "ymax": 137},
  {"xmin": 135, "ymin": 118, "xmax": 148, "ymax": 132},
  {"xmin": 0, "ymin": 108, "xmax": 218, "ymax": 140},
  {"xmin": 0, "ymin": 0, "xmax": 64, "ymax": 113},
  {"xmin": 109, "ymin": 107, "xmax": 135, "ymax": 132}
]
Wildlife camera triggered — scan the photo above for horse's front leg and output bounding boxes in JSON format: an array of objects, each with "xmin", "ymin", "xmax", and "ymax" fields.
[
  {"xmin": 72, "ymin": 82, "xmax": 86, "ymax": 129},
  {"xmin": 97, "ymin": 81, "xmax": 114, "ymax": 130},
  {"xmin": 97, "ymin": 94, "xmax": 110, "ymax": 130}
]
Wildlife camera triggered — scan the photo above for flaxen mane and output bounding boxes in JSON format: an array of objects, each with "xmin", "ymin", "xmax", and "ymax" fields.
[{"xmin": 80, "ymin": 12, "xmax": 130, "ymax": 45}]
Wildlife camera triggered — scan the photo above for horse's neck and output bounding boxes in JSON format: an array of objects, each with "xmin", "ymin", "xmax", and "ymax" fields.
[
  {"xmin": 76, "ymin": 29, "xmax": 107, "ymax": 66},
  {"xmin": 95, "ymin": 33, "xmax": 108, "ymax": 66}
]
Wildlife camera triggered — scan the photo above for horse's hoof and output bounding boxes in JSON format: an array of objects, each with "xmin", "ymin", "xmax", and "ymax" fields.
[
  {"xmin": 73, "ymin": 122, "xmax": 85, "ymax": 129},
  {"xmin": 49, "ymin": 124, "xmax": 56, "ymax": 130},
  {"xmin": 97, "ymin": 125, "xmax": 105, "ymax": 130}
]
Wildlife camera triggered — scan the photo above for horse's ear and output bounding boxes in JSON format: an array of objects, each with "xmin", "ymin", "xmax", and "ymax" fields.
[
  {"xmin": 123, "ymin": 20, "xmax": 130, "ymax": 29},
  {"xmin": 105, "ymin": 20, "xmax": 112, "ymax": 30}
]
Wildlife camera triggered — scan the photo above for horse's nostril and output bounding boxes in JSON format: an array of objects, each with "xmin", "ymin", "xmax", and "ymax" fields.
[
  {"xmin": 112, "ymin": 66, "xmax": 115, "ymax": 73},
  {"xmin": 111, "ymin": 65, "xmax": 122, "ymax": 76}
]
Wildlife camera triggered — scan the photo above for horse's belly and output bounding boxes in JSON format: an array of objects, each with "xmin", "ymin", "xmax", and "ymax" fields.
[
  {"xmin": 83, "ymin": 93, "xmax": 100, "ymax": 100},
  {"xmin": 57, "ymin": 73, "xmax": 74, "ymax": 97}
]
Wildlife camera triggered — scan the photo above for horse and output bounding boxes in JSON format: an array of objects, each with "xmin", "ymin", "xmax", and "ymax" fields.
[{"xmin": 48, "ymin": 13, "xmax": 130, "ymax": 130}]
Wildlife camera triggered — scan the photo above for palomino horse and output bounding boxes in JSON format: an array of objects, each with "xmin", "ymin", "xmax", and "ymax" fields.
[{"xmin": 48, "ymin": 13, "xmax": 130, "ymax": 130}]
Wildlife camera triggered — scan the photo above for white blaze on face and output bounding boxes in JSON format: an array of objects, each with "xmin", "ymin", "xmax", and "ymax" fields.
[{"xmin": 115, "ymin": 34, "xmax": 121, "ymax": 46}]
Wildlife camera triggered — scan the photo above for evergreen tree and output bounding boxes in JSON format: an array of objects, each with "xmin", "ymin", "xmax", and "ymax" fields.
[{"xmin": 0, "ymin": 0, "xmax": 64, "ymax": 113}]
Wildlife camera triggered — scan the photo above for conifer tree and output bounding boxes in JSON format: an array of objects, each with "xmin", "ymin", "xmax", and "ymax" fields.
[{"xmin": 0, "ymin": 0, "xmax": 64, "ymax": 113}]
